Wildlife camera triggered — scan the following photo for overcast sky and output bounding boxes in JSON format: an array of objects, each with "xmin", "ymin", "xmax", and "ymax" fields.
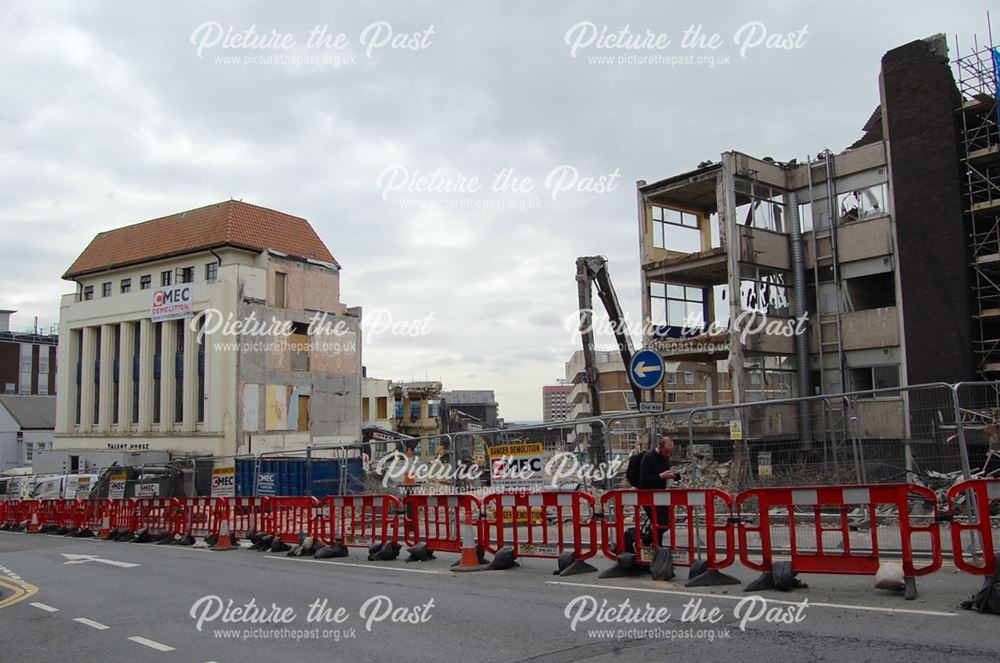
[{"xmin": 1, "ymin": 1, "xmax": 994, "ymax": 420}]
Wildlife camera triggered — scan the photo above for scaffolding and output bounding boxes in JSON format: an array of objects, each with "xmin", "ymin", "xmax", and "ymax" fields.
[{"xmin": 956, "ymin": 28, "xmax": 1000, "ymax": 374}]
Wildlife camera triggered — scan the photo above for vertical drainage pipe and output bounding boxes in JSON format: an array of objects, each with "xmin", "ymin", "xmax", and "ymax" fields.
[{"xmin": 788, "ymin": 190, "xmax": 813, "ymax": 448}]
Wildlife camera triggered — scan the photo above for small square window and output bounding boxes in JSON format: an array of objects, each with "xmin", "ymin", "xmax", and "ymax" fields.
[
  {"xmin": 178, "ymin": 266, "xmax": 194, "ymax": 284},
  {"xmin": 140, "ymin": 275, "xmax": 151, "ymax": 290},
  {"xmin": 206, "ymin": 263, "xmax": 218, "ymax": 282},
  {"xmin": 102, "ymin": 282, "xmax": 112, "ymax": 297},
  {"xmin": 83, "ymin": 285, "xmax": 94, "ymax": 301},
  {"xmin": 684, "ymin": 372, "xmax": 694, "ymax": 385},
  {"xmin": 121, "ymin": 278, "xmax": 131, "ymax": 293},
  {"xmin": 161, "ymin": 270, "xmax": 172, "ymax": 287}
]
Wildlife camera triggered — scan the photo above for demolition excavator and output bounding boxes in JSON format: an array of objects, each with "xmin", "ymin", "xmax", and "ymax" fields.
[{"xmin": 575, "ymin": 256, "xmax": 644, "ymax": 469}]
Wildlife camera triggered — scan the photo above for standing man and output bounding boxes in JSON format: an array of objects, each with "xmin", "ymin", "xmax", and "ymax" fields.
[{"xmin": 639, "ymin": 435, "xmax": 676, "ymax": 547}]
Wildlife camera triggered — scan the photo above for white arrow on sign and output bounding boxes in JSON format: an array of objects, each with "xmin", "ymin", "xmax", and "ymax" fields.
[
  {"xmin": 633, "ymin": 361, "xmax": 661, "ymax": 377},
  {"xmin": 61, "ymin": 553, "xmax": 140, "ymax": 569}
]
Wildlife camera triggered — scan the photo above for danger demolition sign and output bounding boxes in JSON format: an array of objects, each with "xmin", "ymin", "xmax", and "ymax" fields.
[
  {"xmin": 488, "ymin": 442, "xmax": 544, "ymax": 491},
  {"xmin": 211, "ymin": 467, "xmax": 236, "ymax": 497}
]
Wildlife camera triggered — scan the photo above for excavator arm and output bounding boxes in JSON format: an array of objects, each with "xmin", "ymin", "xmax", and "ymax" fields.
[{"xmin": 576, "ymin": 256, "xmax": 643, "ymax": 467}]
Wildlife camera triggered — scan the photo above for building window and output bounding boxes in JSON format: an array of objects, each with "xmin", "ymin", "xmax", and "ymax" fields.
[
  {"xmin": 274, "ymin": 272, "xmax": 287, "ymax": 308},
  {"xmin": 161, "ymin": 270, "xmax": 172, "ymax": 287},
  {"xmin": 38, "ymin": 385, "xmax": 48, "ymax": 396},
  {"xmin": 120, "ymin": 278, "xmax": 131, "ymax": 293},
  {"xmin": 851, "ymin": 365, "xmax": 900, "ymax": 396},
  {"xmin": 24, "ymin": 441, "xmax": 34, "ymax": 463},
  {"xmin": 153, "ymin": 322, "xmax": 162, "ymax": 424},
  {"xmin": 83, "ymin": 285, "xmax": 94, "ymax": 301},
  {"xmin": 112, "ymin": 326, "xmax": 120, "ymax": 425},
  {"xmin": 362, "ymin": 397, "xmax": 370, "ymax": 421},
  {"xmin": 684, "ymin": 372, "xmax": 694, "ymax": 385},
  {"xmin": 177, "ymin": 266, "xmax": 194, "ymax": 284},
  {"xmin": 140, "ymin": 275, "xmax": 151, "ymax": 290},
  {"xmin": 652, "ymin": 205, "xmax": 701, "ymax": 253},
  {"xmin": 290, "ymin": 322, "xmax": 309, "ymax": 372},
  {"xmin": 665, "ymin": 372, "xmax": 677, "ymax": 385},
  {"xmin": 839, "ymin": 184, "xmax": 887, "ymax": 224},
  {"xmin": 377, "ymin": 397, "xmax": 388, "ymax": 419},
  {"xmin": 667, "ymin": 392, "xmax": 677, "ymax": 403},
  {"xmin": 740, "ymin": 266, "xmax": 791, "ymax": 317},
  {"xmin": 205, "ymin": 263, "xmax": 218, "ymax": 282},
  {"xmin": 650, "ymin": 282, "xmax": 704, "ymax": 329},
  {"xmin": 132, "ymin": 321, "xmax": 141, "ymax": 425},
  {"xmin": 102, "ymin": 282, "xmax": 112, "ymax": 297}
]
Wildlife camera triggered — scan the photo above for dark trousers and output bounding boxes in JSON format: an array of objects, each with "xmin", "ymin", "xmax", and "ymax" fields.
[{"xmin": 642, "ymin": 505, "xmax": 671, "ymax": 548}]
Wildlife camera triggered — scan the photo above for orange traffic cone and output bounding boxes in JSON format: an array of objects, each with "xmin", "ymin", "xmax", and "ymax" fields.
[
  {"xmin": 27, "ymin": 512, "xmax": 39, "ymax": 534},
  {"xmin": 211, "ymin": 518, "xmax": 235, "ymax": 551},
  {"xmin": 98, "ymin": 513, "xmax": 111, "ymax": 539},
  {"xmin": 452, "ymin": 511, "xmax": 485, "ymax": 572}
]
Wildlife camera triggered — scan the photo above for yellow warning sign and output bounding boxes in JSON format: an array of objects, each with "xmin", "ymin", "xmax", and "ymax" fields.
[
  {"xmin": 488, "ymin": 442, "xmax": 544, "ymax": 457},
  {"xmin": 729, "ymin": 420, "xmax": 743, "ymax": 441}
]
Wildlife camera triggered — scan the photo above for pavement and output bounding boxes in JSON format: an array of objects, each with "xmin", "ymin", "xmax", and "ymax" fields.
[{"xmin": 1, "ymin": 529, "xmax": 999, "ymax": 662}]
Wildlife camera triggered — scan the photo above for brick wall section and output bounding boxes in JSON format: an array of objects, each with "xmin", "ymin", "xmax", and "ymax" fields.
[{"xmin": 881, "ymin": 37, "xmax": 974, "ymax": 384}]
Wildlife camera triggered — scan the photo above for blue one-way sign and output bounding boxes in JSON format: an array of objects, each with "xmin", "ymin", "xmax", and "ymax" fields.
[{"xmin": 629, "ymin": 349, "xmax": 665, "ymax": 390}]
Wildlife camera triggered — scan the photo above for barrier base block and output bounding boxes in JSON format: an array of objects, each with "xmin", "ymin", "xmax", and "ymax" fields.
[
  {"xmin": 598, "ymin": 552, "xmax": 644, "ymax": 579},
  {"xmin": 686, "ymin": 568, "xmax": 741, "ymax": 587},
  {"xmin": 904, "ymin": 576, "xmax": 917, "ymax": 601},
  {"xmin": 557, "ymin": 559, "xmax": 598, "ymax": 577}
]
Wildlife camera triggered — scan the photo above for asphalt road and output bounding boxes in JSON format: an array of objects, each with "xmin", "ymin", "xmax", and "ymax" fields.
[{"xmin": 1, "ymin": 530, "xmax": 998, "ymax": 662}]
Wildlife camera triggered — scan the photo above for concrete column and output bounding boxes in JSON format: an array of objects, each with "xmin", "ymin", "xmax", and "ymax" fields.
[
  {"xmin": 160, "ymin": 321, "xmax": 177, "ymax": 430},
  {"xmin": 118, "ymin": 322, "xmax": 135, "ymax": 433},
  {"xmin": 79, "ymin": 327, "xmax": 96, "ymax": 432},
  {"xmin": 419, "ymin": 398, "xmax": 429, "ymax": 421},
  {"xmin": 138, "ymin": 320, "xmax": 154, "ymax": 432},
  {"xmin": 182, "ymin": 317, "xmax": 198, "ymax": 431},
  {"xmin": 97, "ymin": 323, "xmax": 115, "ymax": 432}
]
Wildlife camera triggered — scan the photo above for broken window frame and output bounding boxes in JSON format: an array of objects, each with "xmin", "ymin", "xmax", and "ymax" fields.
[
  {"xmin": 838, "ymin": 183, "xmax": 887, "ymax": 224},
  {"xmin": 739, "ymin": 266, "xmax": 791, "ymax": 317}
]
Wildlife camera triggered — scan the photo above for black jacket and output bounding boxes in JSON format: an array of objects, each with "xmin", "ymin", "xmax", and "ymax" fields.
[{"xmin": 638, "ymin": 449, "xmax": 671, "ymax": 489}]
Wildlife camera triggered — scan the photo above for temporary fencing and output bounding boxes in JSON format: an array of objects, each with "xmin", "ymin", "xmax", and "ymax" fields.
[
  {"xmin": 177, "ymin": 497, "xmax": 228, "ymax": 540},
  {"xmin": 3, "ymin": 480, "xmax": 994, "ymax": 602},
  {"xmin": 947, "ymin": 478, "xmax": 1000, "ymax": 576},
  {"xmin": 600, "ymin": 488, "xmax": 737, "ymax": 584},
  {"xmin": 227, "ymin": 496, "xmax": 270, "ymax": 539},
  {"xmin": 402, "ymin": 494, "xmax": 481, "ymax": 554},
  {"xmin": 316, "ymin": 494, "xmax": 402, "ymax": 550},
  {"xmin": 267, "ymin": 497, "xmax": 318, "ymax": 544},
  {"xmin": 130, "ymin": 497, "xmax": 184, "ymax": 537},
  {"xmin": 480, "ymin": 491, "xmax": 598, "ymax": 573},
  {"xmin": 735, "ymin": 483, "xmax": 942, "ymax": 598}
]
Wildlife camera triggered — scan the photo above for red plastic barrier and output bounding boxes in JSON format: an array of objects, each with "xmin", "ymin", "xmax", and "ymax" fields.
[
  {"xmin": 227, "ymin": 497, "xmax": 271, "ymax": 538},
  {"xmin": 107, "ymin": 499, "xmax": 135, "ymax": 531},
  {"xmin": 735, "ymin": 484, "xmax": 941, "ymax": 578},
  {"xmin": 268, "ymin": 497, "xmax": 319, "ymax": 544},
  {"xmin": 480, "ymin": 491, "xmax": 597, "ymax": 561},
  {"xmin": 316, "ymin": 495, "xmax": 402, "ymax": 549},
  {"xmin": 178, "ymin": 497, "xmax": 228, "ymax": 539},
  {"xmin": 77, "ymin": 500, "xmax": 108, "ymax": 532},
  {"xmin": 403, "ymin": 494, "xmax": 482, "ymax": 553},
  {"xmin": 1, "ymin": 500, "xmax": 22, "ymax": 527},
  {"xmin": 17, "ymin": 500, "xmax": 42, "ymax": 531},
  {"xmin": 600, "ymin": 488, "xmax": 735, "ymax": 571},
  {"xmin": 130, "ymin": 497, "xmax": 184, "ymax": 535},
  {"xmin": 947, "ymin": 478, "xmax": 1000, "ymax": 576}
]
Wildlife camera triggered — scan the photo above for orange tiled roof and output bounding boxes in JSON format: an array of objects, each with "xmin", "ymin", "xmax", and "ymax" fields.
[{"xmin": 63, "ymin": 200, "xmax": 338, "ymax": 279}]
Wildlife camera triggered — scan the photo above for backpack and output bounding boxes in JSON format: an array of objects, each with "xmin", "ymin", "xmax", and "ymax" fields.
[{"xmin": 626, "ymin": 452, "xmax": 643, "ymax": 488}]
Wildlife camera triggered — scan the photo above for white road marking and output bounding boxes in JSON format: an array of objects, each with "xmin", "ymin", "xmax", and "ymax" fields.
[
  {"xmin": 128, "ymin": 636, "xmax": 175, "ymax": 652},
  {"xmin": 545, "ymin": 580, "xmax": 958, "ymax": 617},
  {"xmin": 73, "ymin": 617, "xmax": 110, "ymax": 630},
  {"xmin": 265, "ymin": 555, "xmax": 444, "ymax": 575},
  {"xmin": 61, "ymin": 553, "xmax": 140, "ymax": 568},
  {"xmin": 29, "ymin": 602, "xmax": 59, "ymax": 612}
]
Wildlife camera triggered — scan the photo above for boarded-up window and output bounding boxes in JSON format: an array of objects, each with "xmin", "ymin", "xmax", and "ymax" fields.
[
  {"xmin": 362, "ymin": 397, "xmax": 370, "ymax": 420},
  {"xmin": 297, "ymin": 395, "xmax": 310, "ymax": 432},
  {"xmin": 275, "ymin": 272, "xmax": 287, "ymax": 308},
  {"xmin": 376, "ymin": 397, "xmax": 388, "ymax": 419},
  {"xmin": 290, "ymin": 322, "xmax": 309, "ymax": 372}
]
